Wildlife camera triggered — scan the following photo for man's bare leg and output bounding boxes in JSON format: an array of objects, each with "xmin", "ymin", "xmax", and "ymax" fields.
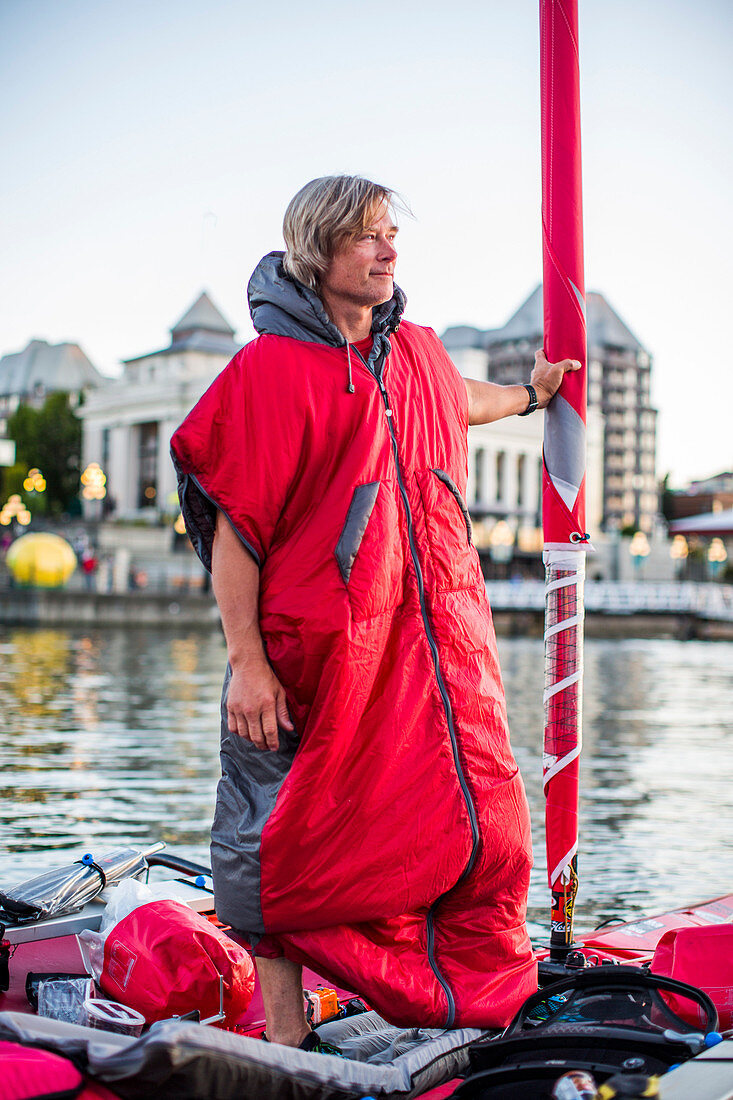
[{"xmin": 256, "ymin": 957, "xmax": 310, "ymax": 1047}]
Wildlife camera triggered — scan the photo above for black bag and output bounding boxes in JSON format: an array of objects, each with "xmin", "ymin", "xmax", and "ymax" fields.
[{"xmin": 454, "ymin": 966, "xmax": 718, "ymax": 1099}]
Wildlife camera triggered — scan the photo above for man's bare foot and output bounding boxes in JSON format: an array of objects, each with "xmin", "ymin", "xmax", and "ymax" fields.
[{"xmin": 265, "ymin": 1024, "xmax": 312, "ymax": 1048}]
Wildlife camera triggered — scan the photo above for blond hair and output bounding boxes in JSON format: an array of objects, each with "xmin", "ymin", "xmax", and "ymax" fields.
[{"xmin": 283, "ymin": 175, "xmax": 399, "ymax": 289}]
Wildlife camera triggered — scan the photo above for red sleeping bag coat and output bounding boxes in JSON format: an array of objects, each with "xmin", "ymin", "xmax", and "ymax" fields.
[{"xmin": 171, "ymin": 252, "xmax": 536, "ymax": 1028}]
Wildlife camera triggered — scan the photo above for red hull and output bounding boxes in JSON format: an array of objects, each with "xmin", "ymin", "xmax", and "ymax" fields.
[{"xmin": 536, "ymin": 892, "xmax": 733, "ymax": 965}]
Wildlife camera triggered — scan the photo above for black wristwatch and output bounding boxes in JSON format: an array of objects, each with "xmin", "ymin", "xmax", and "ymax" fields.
[{"xmin": 518, "ymin": 383, "xmax": 538, "ymax": 416}]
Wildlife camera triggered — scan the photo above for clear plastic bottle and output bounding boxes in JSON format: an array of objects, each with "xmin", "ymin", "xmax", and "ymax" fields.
[{"xmin": 552, "ymin": 1070, "xmax": 598, "ymax": 1100}]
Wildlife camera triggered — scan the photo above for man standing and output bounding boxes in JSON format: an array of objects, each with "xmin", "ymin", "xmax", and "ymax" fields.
[{"xmin": 171, "ymin": 175, "xmax": 579, "ymax": 1050}]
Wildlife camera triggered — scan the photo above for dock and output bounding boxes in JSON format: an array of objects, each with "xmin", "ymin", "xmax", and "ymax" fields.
[{"xmin": 0, "ymin": 579, "xmax": 731, "ymax": 639}]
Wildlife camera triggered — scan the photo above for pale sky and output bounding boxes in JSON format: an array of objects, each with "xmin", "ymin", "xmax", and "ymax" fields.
[{"xmin": 2, "ymin": 0, "xmax": 731, "ymax": 486}]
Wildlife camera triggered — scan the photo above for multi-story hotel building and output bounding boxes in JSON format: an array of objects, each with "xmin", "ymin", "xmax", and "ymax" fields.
[{"xmin": 443, "ymin": 286, "xmax": 658, "ymax": 533}]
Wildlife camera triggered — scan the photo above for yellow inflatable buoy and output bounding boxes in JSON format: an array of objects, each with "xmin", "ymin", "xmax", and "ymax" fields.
[{"xmin": 6, "ymin": 533, "xmax": 78, "ymax": 588}]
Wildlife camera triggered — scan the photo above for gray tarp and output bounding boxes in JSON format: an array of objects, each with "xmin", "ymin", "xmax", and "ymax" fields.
[{"xmin": 0, "ymin": 1010, "xmax": 489, "ymax": 1099}]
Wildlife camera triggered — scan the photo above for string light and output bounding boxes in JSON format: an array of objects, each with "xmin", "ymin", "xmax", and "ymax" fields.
[
  {"xmin": 0, "ymin": 494, "xmax": 31, "ymax": 526},
  {"xmin": 80, "ymin": 462, "xmax": 107, "ymax": 501},
  {"xmin": 629, "ymin": 531, "xmax": 650, "ymax": 559},
  {"xmin": 22, "ymin": 468, "xmax": 46, "ymax": 493},
  {"xmin": 669, "ymin": 535, "xmax": 688, "ymax": 561}
]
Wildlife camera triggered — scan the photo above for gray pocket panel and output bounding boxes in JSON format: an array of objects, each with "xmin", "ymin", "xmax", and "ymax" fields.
[
  {"xmin": 432, "ymin": 469, "xmax": 472, "ymax": 544},
  {"xmin": 335, "ymin": 482, "xmax": 380, "ymax": 584}
]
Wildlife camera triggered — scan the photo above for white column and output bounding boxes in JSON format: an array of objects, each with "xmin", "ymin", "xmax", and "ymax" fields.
[
  {"xmin": 526, "ymin": 453, "xmax": 540, "ymax": 524},
  {"xmin": 485, "ymin": 445, "xmax": 497, "ymax": 509},
  {"xmin": 109, "ymin": 424, "xmax": 137, "ymax": 516},
  {"xmin": 82, "ymin": 423, "xmax": 102, "ymax": 471},
  {"xmin": 505, "ymin": 448, "xmax": 519, "ymax": 526},
  {"xmin": 466, "ymin": 439, "xmax": 477, "ymax": 504},
  {"xmin": 81, "ymin": 423, "xmax": 102, "ymax": 520}
]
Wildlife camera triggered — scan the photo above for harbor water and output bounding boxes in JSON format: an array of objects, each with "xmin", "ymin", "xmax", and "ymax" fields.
[{"xmin": 1, "ymin": 626, "xmax": 732, "ymax": 940}]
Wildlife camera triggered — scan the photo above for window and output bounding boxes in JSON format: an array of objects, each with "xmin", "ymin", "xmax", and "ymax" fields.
[
  {"xmin": 137, "ymin": 422, "xmax": 159, "ymax": 509},
  {"xmin": 474, "ymin": 448, "xmax": 485, "ymax": 504}
]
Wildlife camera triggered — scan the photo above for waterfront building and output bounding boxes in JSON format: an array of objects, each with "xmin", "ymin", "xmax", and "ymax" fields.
[
  {"xmin": 443, "ymin": 286, "xmax": 658, "ymax": 534},
  {"xmin": 78, "ymin": 292, "xmax": 241, "ymax": 519}
]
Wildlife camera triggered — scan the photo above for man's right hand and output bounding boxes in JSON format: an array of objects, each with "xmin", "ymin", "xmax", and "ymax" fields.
[
  {"xmin": 211, "ymin": 510, "xmax": 294, "ymax": 753},
  {"xmin": 227, "ymin": 658, "xmax": 294, "ymax": 752}
]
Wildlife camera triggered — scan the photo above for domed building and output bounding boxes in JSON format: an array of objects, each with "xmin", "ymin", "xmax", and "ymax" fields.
[
  {"xmin": 79, "ymin": 292, "xmax": 242, "ymax": 519},
  {"xmin": 0, "ymin": 338, "xmax": 104, "ymax": 417}
]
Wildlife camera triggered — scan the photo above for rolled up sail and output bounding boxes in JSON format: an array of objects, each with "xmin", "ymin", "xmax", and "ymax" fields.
[{"xmin": 540, "ymin": 0, "xmax": 588, "ymax": 955}]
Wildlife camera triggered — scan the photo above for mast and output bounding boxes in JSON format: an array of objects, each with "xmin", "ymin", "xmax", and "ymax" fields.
[{"xmin": 539, "ymin": 0, "xmax": 589, "ymax": 958}]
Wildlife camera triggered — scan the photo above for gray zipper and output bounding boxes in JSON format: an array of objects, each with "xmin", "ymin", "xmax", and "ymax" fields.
[{"xmin": 352, "ymin": 345, "xmax": 480, "ymax": 1026}]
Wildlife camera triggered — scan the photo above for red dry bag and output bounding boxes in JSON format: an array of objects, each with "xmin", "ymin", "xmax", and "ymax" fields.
[
  {"xmin": 99, "ymin": 899, "xmax": 255, "ymax": 1025},
  {"xmin": 652, "ymin": 924, "xmax": 733, "ymax": 1031}
]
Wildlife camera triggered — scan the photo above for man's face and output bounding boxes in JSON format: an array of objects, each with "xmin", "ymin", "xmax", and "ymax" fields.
[{"xmin": 320, "ymin": 204, "xmax": 398, "ymax": 312}]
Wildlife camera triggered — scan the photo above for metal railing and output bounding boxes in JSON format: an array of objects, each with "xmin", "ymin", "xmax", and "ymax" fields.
[{"xmin": 486, "ymin": 580, "xmax": 733, "ymax": 622}]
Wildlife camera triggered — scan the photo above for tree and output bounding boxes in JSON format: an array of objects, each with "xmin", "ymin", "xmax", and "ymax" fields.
[
  {"xmin": 8, "ymin": 393, "xmax": 82, "ymax": 515},
  {"xmin": 0, "ymin": 461, "xmax": 27, "ymax": 502},
  {"xmin": 659, "ymin": 472, "xmax": 676, "ymax": 524}
]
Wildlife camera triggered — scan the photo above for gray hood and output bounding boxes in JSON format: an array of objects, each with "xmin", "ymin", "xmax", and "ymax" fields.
[{"xmin": 247, "ymin": 252, "xmax": 406, "ymax": 356}]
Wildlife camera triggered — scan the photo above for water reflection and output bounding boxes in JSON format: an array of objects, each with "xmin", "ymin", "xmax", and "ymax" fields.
[
  {"xmin": 504, "ymin": 638, "xmax": 733, "ymax": 935},
  {"xmin": 1, "ymin": 628, "xmax": 732, "ymax": 940},
  {"xmin": 0, "ymin": 629, "xmax": 224, "ymax": 863}
]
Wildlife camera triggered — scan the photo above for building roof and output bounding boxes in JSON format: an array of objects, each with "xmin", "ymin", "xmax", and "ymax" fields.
[
  {"xmin": 686, "ymin": 471, "xmax": 733, "ymax": 494},
  {"xmin": 494, "ymin": 284, "xmax": 544, "ymax": 343},
  {"xmin": 171, "ymin": 291, "xmax": 235, "ymax": 341},
  {"xmin": 439, "ymin": 324, "xmax": 500, "ymax": 351},
  {"xmin": 669, "ymin": 509, "xmax": 733, "ymax": 537},
  {"xmin": 123, "ymin": 291, "xmax": 240, "ymax": 363},
  {"xmin": 442, "ymin": 285, "xmax": 649, "ymax": 356},
  {"xmin": 0, "ymin": 339, "xmax": 105, "ymax": 398},
  {"xmin": 587, "ymin": 292, "xmax": 647, "ymax": 354}
]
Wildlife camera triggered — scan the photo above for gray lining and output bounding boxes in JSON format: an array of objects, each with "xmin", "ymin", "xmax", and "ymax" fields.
[
  {"xmin": 173, "ymin": 463, "xmax": 261, "ymax": 571},
  {"xmin": 210, "ymin": 664, "xmax": 298, "ymax": 934},
  {"xmin": 334, "ymin": 482, "xmax": 380, "ymax": 584},
  {"xmin": 432, "ymin": 469, "xmax": 472, "ymax": 544}
]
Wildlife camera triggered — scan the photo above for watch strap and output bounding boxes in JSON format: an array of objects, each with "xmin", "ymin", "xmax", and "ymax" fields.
[{"xmin": 518, "ymin": 383, "xmax": 538, "ymax": 416}]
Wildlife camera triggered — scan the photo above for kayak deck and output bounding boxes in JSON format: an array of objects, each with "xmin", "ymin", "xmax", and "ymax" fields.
[
  {"xmin": 2, "ymin": 880, "xmax": 469, "ymax": 1098},
  {"xmin": 3, "ymin": 875, "xmax": 733, "ymax": 1098}
]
